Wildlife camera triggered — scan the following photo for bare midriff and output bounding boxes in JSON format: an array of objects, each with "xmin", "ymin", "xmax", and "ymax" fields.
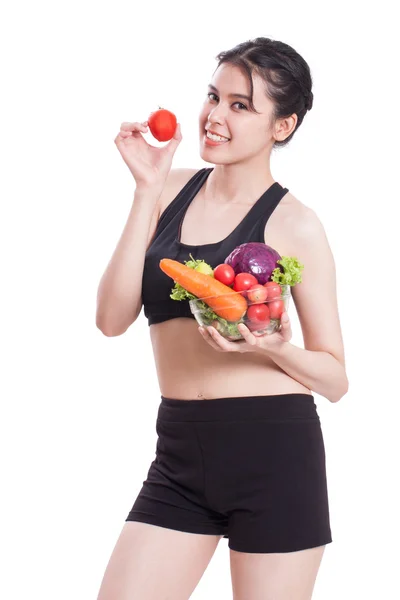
[{"xmin": 150, "ymin": 319, "xmax": 311, "ymax": 400}]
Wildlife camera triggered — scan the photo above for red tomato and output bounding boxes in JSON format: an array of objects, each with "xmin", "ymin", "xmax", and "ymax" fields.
[
  {"xmin": 268, "ymin": 299, "xmax": 284, "ymax": 319},
  {"xmin": 233, "ymin": 273, "xmax": 259, "ymax": 292},
  {"xmin": 247, "ymin": 320, "xmax": 263, "ymax": 332},
  {"xmin": 246, "ymin": 303, "xmax": 270, "ymax": 323},
  {"xmin": 148, "ymin": 108, "xmax": 177, "ymax": 141},
  {"xmin": 263, "ymin": 281, "xmax": 281, "ymax": 299},
  {"xmin": 247, "ymin": 284, "xmax": 268, "ymax": 304},
  {"xmin": 213, "ymin": 264, "xmax": 235, "ymax": 286}
]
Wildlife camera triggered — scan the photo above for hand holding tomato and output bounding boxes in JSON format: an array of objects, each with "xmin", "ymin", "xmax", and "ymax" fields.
[{"xmin": 114, "ymin": 110, "xmax": 181, "ymax": 189}]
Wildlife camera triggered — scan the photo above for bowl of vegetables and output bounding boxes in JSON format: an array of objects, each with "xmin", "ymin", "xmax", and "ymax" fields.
[
  {"xmin": 160, "ymin": 242, "xmax": 304, "ymax": 342},
  {"xmin": 189, "ymin": 283, "xmax": 291, "ymax": 340}
]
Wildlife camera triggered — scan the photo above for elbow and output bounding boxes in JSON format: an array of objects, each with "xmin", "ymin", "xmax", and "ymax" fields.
[
  {"xmin": 96, "ymin": 316, "xmax": 129, "ymax": 337},
  {"xmin": 330, "ymin": 375, "xmax": 349, "ymax": 403},
  {"xmin": 96, "ymin": 323, "xmax": 123, "ymax": 337},
  {"xmin": 96, "ymin": 303, "xmax": 141, "ymax": 337},
  {"xmin": 97, "ymin": 325, "xmax": 124, "ymax": 337}
]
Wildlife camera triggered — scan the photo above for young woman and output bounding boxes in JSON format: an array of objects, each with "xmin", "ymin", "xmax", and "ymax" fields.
[{"xmin": 96, "ymin": 37, "xmax": 348, "ymax": 600}]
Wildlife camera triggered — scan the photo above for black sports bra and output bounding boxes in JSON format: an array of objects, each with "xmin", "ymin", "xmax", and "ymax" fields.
[{"xmin": 141, "ymin": 167, "xmax": 289, "ymax": 325}]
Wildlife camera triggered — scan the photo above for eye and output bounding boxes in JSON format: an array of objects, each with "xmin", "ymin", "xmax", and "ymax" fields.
[
  {"xmin": 233, "ymin": 102, "xmax": 248, "ymax": 111},
  {"xmin": 207, "ymin": 92, "xmax": 218, "ymax": 102},
  {"xmin": 206, "ymin": 93, "xmax": 248, "ymax": 111}
]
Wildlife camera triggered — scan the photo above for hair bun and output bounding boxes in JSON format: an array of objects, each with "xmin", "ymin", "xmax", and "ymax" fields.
[{"xmin": 305, "ymin": 91, "xmax": 314, "ymax": 111}]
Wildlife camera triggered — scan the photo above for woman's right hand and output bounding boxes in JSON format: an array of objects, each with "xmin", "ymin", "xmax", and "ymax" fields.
[{"xmin": 114, "ymin": 120, "xmax": 182, "ymax": 190}]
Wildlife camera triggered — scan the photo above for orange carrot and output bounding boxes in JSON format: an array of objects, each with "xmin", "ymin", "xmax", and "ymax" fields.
[{"xmin": 159, "ymin": 258, "xmax": 247, "ymax": 322}]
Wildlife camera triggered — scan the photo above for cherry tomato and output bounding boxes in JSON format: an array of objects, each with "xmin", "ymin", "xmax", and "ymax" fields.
[
  {"xmin": 148, "ymin": 108, "xmax": 177, "ymax": 141},
  {"xmin": 263, "ymin": 281, "xmax": 281, "ymax": 299},
  {"xmin": 247, "ymin": 284, "xmax": 268, "ymax": 304},
  {"xmin": 268, "ymin": 299, "xmax": 284, "ymax": 320},
  {"xmin": 233, "ymin": 273, "xmax": 259, "ymax": 292},
  {"xmin": 214, "ymin": 264, "xmax": 235, "ymax": 286},
  {"xmin": 247, "ymin": 320, "xmax": 263, "ymax": 332},
  {"xmin": 246, "ymin": 303, "xmax": 270, "ymax": 323}
]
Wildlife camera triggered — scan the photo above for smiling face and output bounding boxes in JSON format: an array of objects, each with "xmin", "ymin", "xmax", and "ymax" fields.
[{"xmin": 199, "ymin": 62, "xmax": 277, "ymax": 165}]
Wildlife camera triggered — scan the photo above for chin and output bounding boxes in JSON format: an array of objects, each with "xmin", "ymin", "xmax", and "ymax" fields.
[
  {"xmin": 199, "ymin": 144, "xmax": 230, "ymax": 165},
  {"xmin": 200, "ymin": 151, "xmax": 239, "ymax": 167},
  {"xmin": 199, "ymin": 151, "xmax": 228, "ymax": 166}
]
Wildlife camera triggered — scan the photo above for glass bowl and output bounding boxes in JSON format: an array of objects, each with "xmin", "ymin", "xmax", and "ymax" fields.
[{"xmin": 189, "ymin": 284, "xmax": 291, "ymax": 341}]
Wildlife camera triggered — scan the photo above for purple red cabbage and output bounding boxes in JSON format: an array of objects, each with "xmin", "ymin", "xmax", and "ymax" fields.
[{"xmin": 224, "ymin": 242, "xmax": 283, "ymax": 285}]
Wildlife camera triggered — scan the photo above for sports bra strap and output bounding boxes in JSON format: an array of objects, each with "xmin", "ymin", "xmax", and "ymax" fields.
[{"xmin": 154, "ymin": 168, "xmax": 211, "ymax": 241}]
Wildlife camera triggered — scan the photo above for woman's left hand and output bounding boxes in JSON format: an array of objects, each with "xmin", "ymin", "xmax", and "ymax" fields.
[{"xmin": 198, "ymin": 311, "xmax": 292, "ymax": 354}]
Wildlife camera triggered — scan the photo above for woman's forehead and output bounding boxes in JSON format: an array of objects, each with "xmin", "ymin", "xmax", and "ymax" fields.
[
  {"xmin": 211, "ymin": 63, "xmax": 270, "ymax": 109},
  {"xmin": 211, "ymin": 63, "xmax": 250, "ymax": 91}
]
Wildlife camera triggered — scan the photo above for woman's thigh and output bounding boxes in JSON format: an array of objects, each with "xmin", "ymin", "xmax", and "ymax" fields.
[
  {"xmin": 229, "ymin": 545, "xmax": 326, "ymax": 600},
  {"xmin": 96, "ymin": 521, "xmax": 223, "ymax": 600}
]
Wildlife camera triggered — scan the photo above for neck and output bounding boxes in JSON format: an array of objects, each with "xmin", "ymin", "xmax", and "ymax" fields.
[{"xmin": 204, "ymin": 155, "xmax": 276, "ymax": 205}]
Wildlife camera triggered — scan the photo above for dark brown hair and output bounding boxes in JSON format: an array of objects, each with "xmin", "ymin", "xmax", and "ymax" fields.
[{"xmin": 215, "ymin": 37, "xmax": 314, "ymax": 148}]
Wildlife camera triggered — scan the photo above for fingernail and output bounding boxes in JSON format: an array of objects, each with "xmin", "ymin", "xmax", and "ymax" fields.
[{"xmin": 281, "ymin": 313, "xmax": 289, "ymax": 323}]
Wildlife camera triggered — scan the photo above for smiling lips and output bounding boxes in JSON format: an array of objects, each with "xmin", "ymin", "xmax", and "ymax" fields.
[{"xmin": 204, "ymin": 129, "xmax": 230, "ymax": 146}]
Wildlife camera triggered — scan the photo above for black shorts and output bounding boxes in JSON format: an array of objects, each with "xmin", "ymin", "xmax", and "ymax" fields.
[{"xmin": 126, "ymin": 393, "xmax": 332, "ymax": 554}]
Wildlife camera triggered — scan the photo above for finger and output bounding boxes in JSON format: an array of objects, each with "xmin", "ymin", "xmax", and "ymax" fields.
[
  {"xmin": 237, "ymin": 323, "xmax": 258, "ymax": 346},
  {"xmin": 280, "ymin": 312, "xmax": 292, "ymax": 341},
  {"xmin": 280, "ymin": 311, "xmax": 290, "ymax": 326},
  {"xmin": 165, "ymin": 122, "xmax": 182, "ymax": 154},
  {"xmin": 207, "ymin": 326, "xmax": 238, "ymax": 352},
  {"xmin": 199, "ymin": 327, "xmax": 223, "ymax": 352},
  {"xmin": 115, "ymin": 122, "xmax": 148, "ymax": 142},
  {"xmin": 118, "ymin": 130, "xmax": 133, "ymax": 138},
  {"xmin": 120, "ymin": 121, "xmax": 149, "ymax": 132}
]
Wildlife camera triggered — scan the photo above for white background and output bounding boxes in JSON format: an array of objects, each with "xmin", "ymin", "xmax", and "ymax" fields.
[{"xmin": 1, "ymin": 1, "xmax": 399, "ymax": 598}]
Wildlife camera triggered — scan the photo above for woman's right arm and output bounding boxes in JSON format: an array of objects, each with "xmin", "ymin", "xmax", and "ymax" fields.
[{"xmin": 96, "ymin": 119, "xmax": 183, "ymax": 337}]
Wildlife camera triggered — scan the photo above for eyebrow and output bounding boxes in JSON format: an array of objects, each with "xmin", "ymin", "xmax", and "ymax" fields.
[{"xmin": 208, "ymin": 84, "xmax": 251, "ymax": 102}]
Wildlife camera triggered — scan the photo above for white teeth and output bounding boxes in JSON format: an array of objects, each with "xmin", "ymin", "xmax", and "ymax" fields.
[{"xmin": 206, "ymin": 131, "xmax": 229, "ymax": 142}]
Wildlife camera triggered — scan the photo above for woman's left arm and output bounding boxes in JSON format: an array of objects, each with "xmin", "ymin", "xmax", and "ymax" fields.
[
  {"xmin": 261, "ymin": 207, "xmax": 349, "ymax": 403},
  {"xmin": 199, "ymin": 207, "xmax": 349, "ymax": 403}
]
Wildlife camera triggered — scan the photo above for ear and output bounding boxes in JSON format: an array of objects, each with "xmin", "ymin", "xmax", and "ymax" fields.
[{"xmin": 274, "ymin": 113, "xmax": 298, "ymax": 142}]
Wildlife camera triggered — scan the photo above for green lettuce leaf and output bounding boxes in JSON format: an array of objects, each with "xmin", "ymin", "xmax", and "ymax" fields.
[
  {"xmin": 170, "ymin": 284, "xmax": 197, "ymax": 301},
  {"xmin": 270, "ymin": 256, "xmax": 304, "ymax": 286}
]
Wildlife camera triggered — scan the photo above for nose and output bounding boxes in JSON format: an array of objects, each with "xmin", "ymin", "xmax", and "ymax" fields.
[{"xmin": 208, "ymin": 105, "xmax": 227, "ymax": 126}]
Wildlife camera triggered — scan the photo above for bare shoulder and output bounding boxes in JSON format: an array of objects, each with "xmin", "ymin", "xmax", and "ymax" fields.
[
  {"xmin": 278, "ymin": 192, "xmax": 329, "ymax": 255},
  {"xmin": 159, "ymin": 168, "xmax": 201, "ymax": 215}
]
